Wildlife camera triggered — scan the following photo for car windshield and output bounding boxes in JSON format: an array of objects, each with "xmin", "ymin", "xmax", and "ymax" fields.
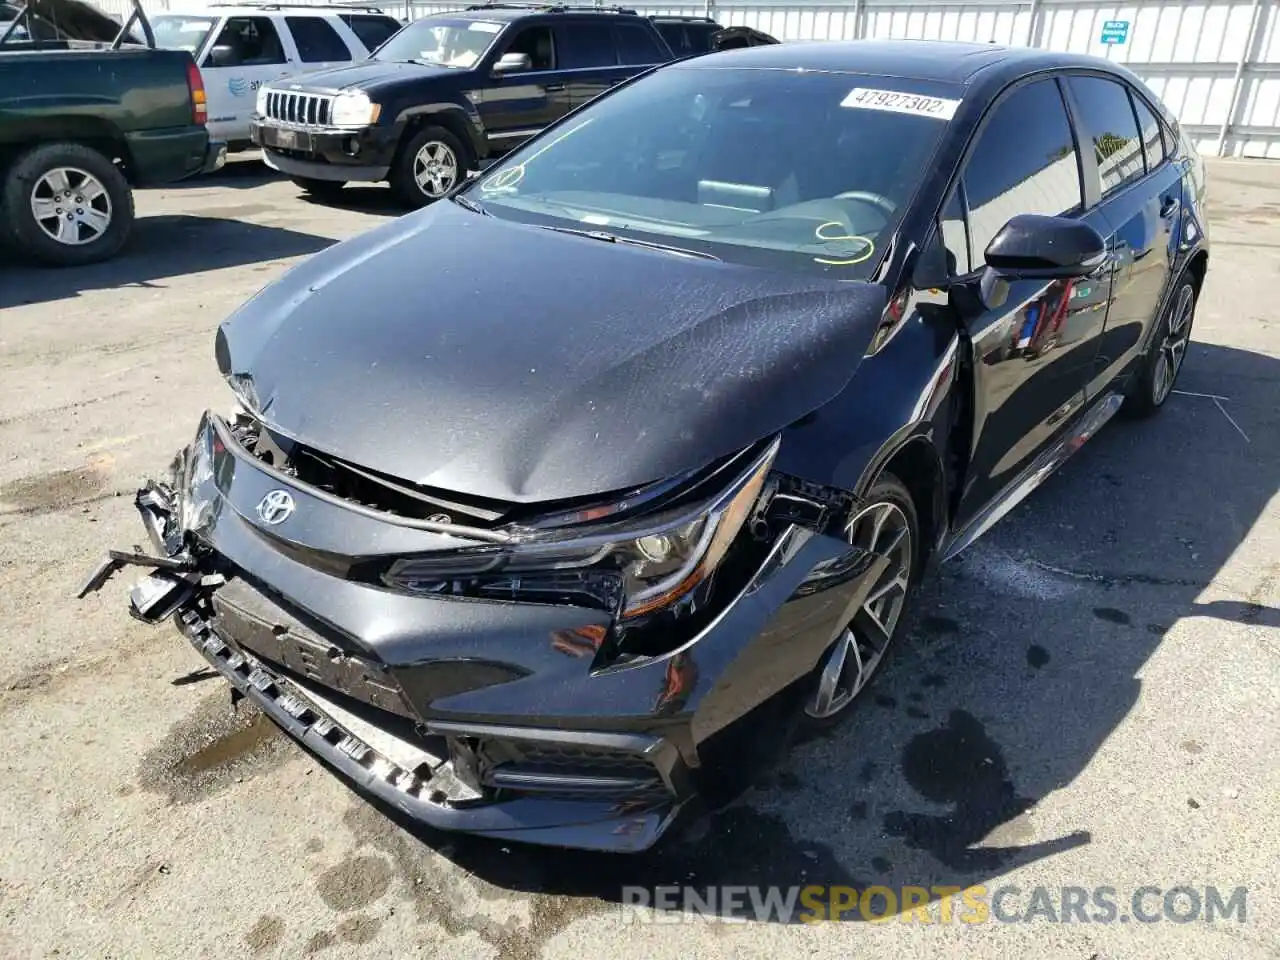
[
  {"xmin": 464, "ymin": 66, "xmax": 956, "ymax": 278},
  {"xmin": 151, "ymin": 14, "xmax": 216, "ymax": 53},
  {"xmin": 373, "ymin": 16, "xmax": 503, "ymax": 68}
]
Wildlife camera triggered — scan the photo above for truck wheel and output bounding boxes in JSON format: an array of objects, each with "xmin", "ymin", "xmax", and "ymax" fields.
[
  {"xmin": 389, "ymin": 125, "xmax": 465, "ymax": 208},
  {"xmin": 290, "ymin": 177, "xmax": 347, "ymax": 200},
  {"xmin": 2, "ymin": 142, "xmax": 134, "ymax": 267}
]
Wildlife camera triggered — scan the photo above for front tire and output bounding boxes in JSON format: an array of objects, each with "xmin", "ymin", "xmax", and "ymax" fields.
[
  {"xmin": 2, "ymin": 141, "xmax": 134, "ymax": 267},
  {"xmin": 388, "ymin": 125, "xmax": 465, "ymax": 208},
  {"xmin": 801, "ymin": 472, "xmax": 920, "ymax": 729},
  {"xmin": 1123, "ymin": 275, "xmax": 1197, "ymax": 418}
]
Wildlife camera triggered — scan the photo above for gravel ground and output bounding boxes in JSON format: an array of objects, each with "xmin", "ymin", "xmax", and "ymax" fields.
[{"xmin": 0, "ymin": 156, "xmax": 1276, "ymax": 960}]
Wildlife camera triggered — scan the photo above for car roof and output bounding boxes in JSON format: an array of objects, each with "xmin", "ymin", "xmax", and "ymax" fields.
[
  {"xmin": 687, "ymin": 39, "xmax": 1126, "ymax": 85},
  {"xmin": 428, "ymin": 5, "xmax": 639, "ymax": 22},
  {"xmin": 189, "ymin": 3, "xmax": 391, "ymax": 15}
]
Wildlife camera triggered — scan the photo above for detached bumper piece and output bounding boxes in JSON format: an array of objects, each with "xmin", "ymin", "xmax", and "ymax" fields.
[{"xmin": 171, "ymin": 601, "xmax": 682, "ymax": 852}]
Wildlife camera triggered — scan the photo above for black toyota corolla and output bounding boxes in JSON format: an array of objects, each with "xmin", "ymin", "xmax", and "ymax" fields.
[{"xmin": 84, "ymin": 40, "xmax": 1208, "ymax": 852}]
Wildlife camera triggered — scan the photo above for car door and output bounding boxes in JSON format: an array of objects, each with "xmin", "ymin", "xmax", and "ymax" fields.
[
  {"xmin": 284, "ymin": 15, "xmax": 356, "ymax": 75},
  {"xmin": 478, "ymin": 22, "xmax": 567, "ymax": 151},
  {"xmin": 554, "ymin": 18, "xmax": 624, "ymax": 107},
  {"xmin": 1062, "ymin": 74, "xmax": 1182, "ymax": 399},
  {"xmin": 946, "ymin": 76, "xmax": 1116, "ymax": 530},
  {"xmin": 200, "ymin": 15, "xmax": 294, "ymax": 144}
]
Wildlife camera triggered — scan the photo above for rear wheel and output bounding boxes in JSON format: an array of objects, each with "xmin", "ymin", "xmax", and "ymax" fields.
[
  {"xmin": 1123, "ymin": 275, "xmax": 1197, "ymax": 418},
  {"xmin": 389, "ymin": 125, "xmax": 465, "ymax": 208},
  {"xmin": 290, "ymin": 176, "xmax": 347, "ymax": 200},
  {"xmin": 2, "ymin": 141, "xmax": 133, "ymax": 267},
  {"xmin": 802, "ymin": 473, "xmax": 919, "ymax": 728}
]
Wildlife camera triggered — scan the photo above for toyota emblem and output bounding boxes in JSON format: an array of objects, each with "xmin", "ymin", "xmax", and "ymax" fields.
[{"xmin": 257, "ymin": 489, "xmax": 296, "ymax": 525}]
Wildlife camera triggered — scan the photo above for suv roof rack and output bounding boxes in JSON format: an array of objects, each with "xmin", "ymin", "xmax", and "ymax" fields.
[
  {"xmin": 465, "ymin": 3, "xmax": 639, "ymax": 14},
  {"xmin": 648, "ymin": 14, "xmax": 717, "ymax": 21},
  {"xmin": 206, "ymin": 1, "xmax": 388, "ymax": 11}
]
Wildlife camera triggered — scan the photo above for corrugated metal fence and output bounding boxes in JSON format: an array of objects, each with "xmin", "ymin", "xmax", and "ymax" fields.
[{"xmin": 116, "ymin": 0, "xmax": 1280, "ymax": 156}]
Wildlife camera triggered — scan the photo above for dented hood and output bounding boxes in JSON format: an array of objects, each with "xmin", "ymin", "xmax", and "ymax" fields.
[{"xmin": 216, "ymin": 201, "xmax": 886, "ymax": 503}]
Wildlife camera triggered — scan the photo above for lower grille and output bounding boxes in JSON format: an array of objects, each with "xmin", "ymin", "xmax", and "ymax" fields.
[
  {"xmin": 264, "ymin": 90, "xmax": 333, "ymax": 126},
  {"xmin": 476, "ymin": 739, "xmax": 670, "ymax": 802}
]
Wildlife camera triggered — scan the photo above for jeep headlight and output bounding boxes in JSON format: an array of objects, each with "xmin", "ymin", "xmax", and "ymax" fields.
[
  {"xmin": 384, "ymin": 437, "xmax": 779, "ymax": 618},
  {"xmin": 331, "ymin": 91, "xmax": 381, "ymax": 126},
  {"xmin": 255, "ymin": 85, "xmax": 268, "ymax": 116}
]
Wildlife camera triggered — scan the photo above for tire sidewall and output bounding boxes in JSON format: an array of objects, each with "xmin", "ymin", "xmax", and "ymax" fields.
[
  {"xmin": 1127, "ymin": 275, "xmax": 1197, "ymax": 416},
  {"xmin": 389, "ymin": 125, "xmax": 466, "ymax": 208},
  {"xmin": 3, "ymin": 142, "xmax": 134, "ymax": 267}
]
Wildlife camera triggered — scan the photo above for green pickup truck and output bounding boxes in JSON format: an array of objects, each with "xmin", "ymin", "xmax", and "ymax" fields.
[{"xmin": 0, "ymin": 0, "xmax": 225, "ymax": 266}]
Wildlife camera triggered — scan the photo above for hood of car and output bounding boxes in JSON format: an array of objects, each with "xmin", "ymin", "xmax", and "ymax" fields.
[
  {"xmin": 282, "ymin": 58, "xmax": 455, "ymax": 94},
  {"xmin": 215, "ymin": 201, "xmax": 887, "ymax": 504}
]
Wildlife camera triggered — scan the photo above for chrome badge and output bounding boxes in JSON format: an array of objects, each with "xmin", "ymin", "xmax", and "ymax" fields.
[{"xmin": 257, "ymin": 489, "xmax": 296, "ymax": 526}]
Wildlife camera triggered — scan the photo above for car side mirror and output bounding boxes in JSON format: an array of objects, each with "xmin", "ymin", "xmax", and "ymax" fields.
[
  {"xmin": 207, "ymin": 43, "xmax": 240, "ymax": 68},
  {"xmin": 983, "ymin": 214, "xmax": 1107, "ymax": 280},
  {"xmin": 493, "ymin": 51, "xmax": 531, "ymax": 74}
]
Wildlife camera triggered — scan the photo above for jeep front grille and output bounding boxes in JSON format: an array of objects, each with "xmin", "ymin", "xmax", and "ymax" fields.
[{"xmin": 264, "ymin": 90, "xmax": 333, "ymax": 126}]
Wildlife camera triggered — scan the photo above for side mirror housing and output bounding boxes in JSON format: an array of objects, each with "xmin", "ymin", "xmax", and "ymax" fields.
[
  {"xmin": 983, "ymin": 214, "xmax": 1107, "ymax": 280},
  {"xmin": 493, "ymin": 51, "xmax": 531, "ymax": 74},
  {"xmin": 207, "ymin": 43, "xmax": 240, "ymax": 67}
]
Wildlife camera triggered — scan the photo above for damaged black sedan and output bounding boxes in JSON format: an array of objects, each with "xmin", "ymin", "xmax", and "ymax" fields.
[{"xmin": 84, "ymin": 40, "xmax": 1208, "ymax": 851}]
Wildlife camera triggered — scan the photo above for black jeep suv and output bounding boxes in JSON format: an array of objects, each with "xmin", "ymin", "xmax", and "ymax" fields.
[{"xmin": 250, "ymin": 3, "xmax": 675, "ymax": 207}]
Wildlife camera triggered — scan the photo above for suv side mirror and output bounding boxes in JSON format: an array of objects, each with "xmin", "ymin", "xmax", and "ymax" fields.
[
  {"xmin": 983, "ymin": 214, "xmax": 1107, "ymax": 280},
  {"xmin": 493, "ymin": 51, "xmax": 531, "ymax": 74},
  {"xmin": 207, "ymin": 43, "xmax": 240, "ymax": 68}
]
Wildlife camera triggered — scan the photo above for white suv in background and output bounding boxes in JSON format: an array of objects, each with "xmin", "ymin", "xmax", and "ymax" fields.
[{"xmin": 150, "ymin": 2, "xmax": 404, "ymax": 148}]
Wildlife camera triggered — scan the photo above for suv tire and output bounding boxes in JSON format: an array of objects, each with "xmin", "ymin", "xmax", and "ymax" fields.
[
  {"xmin": 2, "ymin": 141, "xmax": 134, "ymax": 267},
  {"xmin": 389, "ymin": 124, "xmax": 466, "ymax": 208}
]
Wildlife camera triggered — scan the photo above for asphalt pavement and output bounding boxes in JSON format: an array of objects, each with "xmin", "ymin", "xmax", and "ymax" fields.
[{"xmin": 0, "ymin": 155, "xmax": 1276, "ymax": 959}]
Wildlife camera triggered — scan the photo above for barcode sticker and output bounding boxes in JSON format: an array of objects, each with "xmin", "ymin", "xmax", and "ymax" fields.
[{"xmin": 841, "ymin": 87, "xmax": 962, "ymax": 121}]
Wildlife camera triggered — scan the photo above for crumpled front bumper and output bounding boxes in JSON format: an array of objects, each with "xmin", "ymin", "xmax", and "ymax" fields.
[{"xmin": 84, "ymin": 414, "xmax": 881, "ymax": 852}]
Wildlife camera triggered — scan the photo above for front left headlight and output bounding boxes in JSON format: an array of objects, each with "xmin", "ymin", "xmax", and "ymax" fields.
[
  {"xmin": 384, "ymin": 437, "xmax": 779, "ymax": 618},
  {"xmin": 331, "ymin": 91, "xmax": 381, "ymax": 126}
]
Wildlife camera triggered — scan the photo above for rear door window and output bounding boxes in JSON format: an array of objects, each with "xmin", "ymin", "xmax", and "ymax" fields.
[
  {"xmin": 962, "ymin": 78, "xmax": 1082, "ymax": 267},
  {"xmin": 287, "ymin": 16, "xmax": 351, "ymax": 62},
  {"xmin": 614, "ymin": 22, "xmax": 664, "ymax": 64},
  {"xmin": 339, "ymin": 13, "xmax": 401, "ymax": 52},
  {"xmin": 556, "ymin": 20, "xmax": 616, "ymax": 68},
  {"xmin": 1065, "ymin": 75, "xmax": 1145, "ymax": 196},
  {"xmin": 1130, "ymin": 92, "xmax": 1166, "ymax": 172}
]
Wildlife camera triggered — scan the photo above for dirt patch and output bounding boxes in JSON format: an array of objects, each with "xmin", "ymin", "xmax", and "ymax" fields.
[
  {"xmin": 315, "ymin": 855, "xmax": 393, "ymax": 912},
  {"xmin": 138, "ymin": 693, "xmax": 289, "ymax": 804},
  {"xmin": 244, "ymin": 915, "xmax": 285, "ymax": 954},
  {"xmin": 337, "ymin": 914, "xmax": 382, "ymax": 945},
  {"xmin": 0, "ymin": 461, "xmax": 110, "ymax": 515}
]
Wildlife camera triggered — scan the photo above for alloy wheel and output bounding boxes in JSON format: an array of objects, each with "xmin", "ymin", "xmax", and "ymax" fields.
[
  {"xmin": 30, "ymin": 167, "xmax": 112, "ymax": 246},
  {"xmin": 413, "ymin": 141, "xmax": 459, "ymax": 198},
  {"xmin": 1151, "ymin": 284, "xmax": 1194, "ymax": 405},
  {"xmin": 805, "ymin": 500, "xmax": 913, "ymax": 720}
]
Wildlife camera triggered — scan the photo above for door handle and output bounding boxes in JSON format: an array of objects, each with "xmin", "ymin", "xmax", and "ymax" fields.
[
  {"xmin": 1159, "ymin": 196, "xmax": 1180, "ymax": 218},
  {"xmin": 545, "ymin": 83, "xmax": 566, "ymax": 92}
]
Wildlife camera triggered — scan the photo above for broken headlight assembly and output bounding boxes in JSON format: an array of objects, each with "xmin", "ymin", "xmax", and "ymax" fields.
[{"xmin": 383, "ymin": 436, "xmax": 779, "ymax": 619}]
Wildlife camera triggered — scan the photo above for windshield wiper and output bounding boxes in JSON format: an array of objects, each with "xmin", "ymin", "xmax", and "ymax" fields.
[
  {"xmin": 451, "ymin": 193, "xmax": 489, "ymax": 216},
  {"xmin": 539, "ymin": 225, "xmax": 719, "ymax": 261}
]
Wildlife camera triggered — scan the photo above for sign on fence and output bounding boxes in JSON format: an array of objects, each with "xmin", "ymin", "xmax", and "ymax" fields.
[{"xmin": 1100, "ymin": 20, "xmax": 1130, "ymax": 45}]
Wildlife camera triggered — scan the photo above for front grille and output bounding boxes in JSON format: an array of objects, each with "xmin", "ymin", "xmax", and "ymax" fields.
[{"xmin": 264, "ymin": 90, "xmax": 333, "ymax": 126}]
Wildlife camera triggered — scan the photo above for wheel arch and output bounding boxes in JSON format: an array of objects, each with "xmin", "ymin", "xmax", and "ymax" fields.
[
  {"xmin": 858, "ymin": 431, "xmax": 948, "ymax": 571},
  {"xmin": 1, "ymin": 119, "xmax": 133, "ymax": 182},
  {"xmin": 393, "ymin": 105, "xmax": 482, "ymax": 171}
]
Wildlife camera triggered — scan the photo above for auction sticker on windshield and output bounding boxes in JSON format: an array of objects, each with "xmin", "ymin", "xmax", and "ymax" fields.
[
  {"xmin": 469, "ymin": 21, "xmax": 502, "ymax": 32},
  {"xmin": 841, "ymin": 88, "xmax": 961, "ymax": 120}
]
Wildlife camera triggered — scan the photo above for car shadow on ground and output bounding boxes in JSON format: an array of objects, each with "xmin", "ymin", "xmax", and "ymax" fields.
[
  {"xmin": 342, "ymin": 339, "xmax": 1277, "ymax": 924},
  {"xmin": 164, "ymin": 152, "xmax": 281, "ymax": 190},
  {"xmin": 297, "ymin": 184, "xmax": 407, "ymax": 217},
  {"xmin": 0, "ymin": 213, "xmax": 333, "ymax": 309}
]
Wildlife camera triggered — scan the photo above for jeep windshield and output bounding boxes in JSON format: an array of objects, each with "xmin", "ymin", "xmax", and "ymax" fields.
[
  {"xmin": 372, "ymin": 16, "xmax": 503, "ymax": 68},
  {"xmin": 463, "ymin": 65, "xmax": 958, "ymax": 278}
]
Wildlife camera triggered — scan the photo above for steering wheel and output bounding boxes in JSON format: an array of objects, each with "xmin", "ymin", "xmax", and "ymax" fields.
[{"xmin": 833, "ymin": 190, "xmax": 897, "ymax": 217}]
